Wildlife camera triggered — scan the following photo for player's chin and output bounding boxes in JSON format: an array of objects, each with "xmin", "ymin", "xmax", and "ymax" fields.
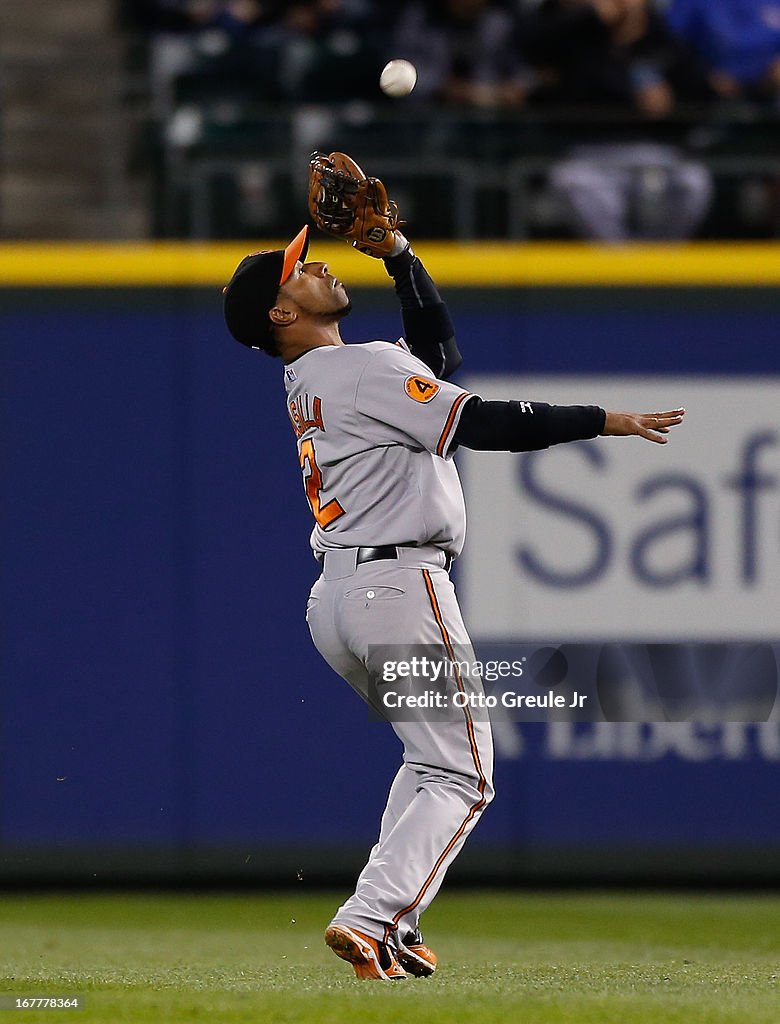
[{"xmin": 335, "ymin": 298, "xmax": 353, "ymax": 319}]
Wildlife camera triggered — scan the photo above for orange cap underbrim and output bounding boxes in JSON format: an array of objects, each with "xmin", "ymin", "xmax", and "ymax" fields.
[{"xmin": 280, "ymin": 225, "xmax": 309, "ymax": 285}]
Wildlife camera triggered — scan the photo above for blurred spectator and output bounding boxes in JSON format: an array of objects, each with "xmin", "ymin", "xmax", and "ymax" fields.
[
  {"xmin": 131, "ymin": 0, "xmax": 385, "ymax": 115},
  {"xmin": 258, "ymin": 0, "xmax": 384, "ymax": 102},
  {"xmin": 131, "ymin": 1, "xmax": 277, "ymax": 116},
  {"xmin": 665, "ymin": 0, "xmax": 780, "ymax": 101},
  {"xmin": 520, "ymin": 0, "xmax": 716, "ymax": 240},
  {"xmin": 394, "ymin": 0, "xmax": 532, "ymax": 107}
]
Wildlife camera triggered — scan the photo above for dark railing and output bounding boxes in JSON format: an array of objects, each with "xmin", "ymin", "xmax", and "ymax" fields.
[{"xmin": 154, "ymin": 99, "xmax": 780, "ymax": 239}]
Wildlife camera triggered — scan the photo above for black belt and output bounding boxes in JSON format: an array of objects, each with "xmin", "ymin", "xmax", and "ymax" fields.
[
  {"xmin": 356, "ymin": 545, "xmax": 399, "ymax": 565},
  {"xmin": 315, "ymin": 548, "xmax": 452, "ymax": 573},
  {"xmin": 355, "ymin": 545, "xmax": 453, "ymax": 572}
]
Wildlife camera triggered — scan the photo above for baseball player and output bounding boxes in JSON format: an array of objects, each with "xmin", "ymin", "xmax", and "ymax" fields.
[{"xmin": 223, "ymin": 153, "xmax": 685, "ymax": 981}]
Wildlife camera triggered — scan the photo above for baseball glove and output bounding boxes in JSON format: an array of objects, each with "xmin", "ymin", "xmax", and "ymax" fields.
[{"xmin": 308, "ymin": 151, "xmax": 401, "ymax": 258}]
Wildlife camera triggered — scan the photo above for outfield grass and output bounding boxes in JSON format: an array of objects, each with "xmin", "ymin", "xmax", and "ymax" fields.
[{"xmin": 0, "ymin": 891, "xmax": 778, "ymax": 1023}]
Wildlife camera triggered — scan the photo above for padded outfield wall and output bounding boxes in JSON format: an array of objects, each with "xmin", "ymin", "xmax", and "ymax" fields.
[{"xmin": 1, "ymin": 243, "xmax": 779, "ymax": 884}]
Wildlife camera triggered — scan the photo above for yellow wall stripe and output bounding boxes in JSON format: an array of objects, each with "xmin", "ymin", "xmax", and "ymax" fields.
[{"xmin": 0, "ymin": 241, "xmax": 779, "ymax": 287}]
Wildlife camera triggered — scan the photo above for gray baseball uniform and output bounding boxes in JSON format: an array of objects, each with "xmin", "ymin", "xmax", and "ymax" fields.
[
  {"xmin": 285, "ymin": 337, "xmax": 494, "ymax": 946},
  {"xmin": 224, "ymin": 213, "xmax": 614, "ymax": 970}
]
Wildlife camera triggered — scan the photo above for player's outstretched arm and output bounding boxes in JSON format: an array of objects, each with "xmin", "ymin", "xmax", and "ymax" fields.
[
  {"xmin": 307, "ymin": 149, "xmax": 462, "ymax": 379},
  {"xmin": 384, "ymin": 244, "xmax": 463, "ymax": 379},
  {"xmin": 454, "ymin": 400, "xmax": 685, "ymax": 452},
  {"xmin": 601, "ymin": 409, "xmax": 686, "ymax": 444}
]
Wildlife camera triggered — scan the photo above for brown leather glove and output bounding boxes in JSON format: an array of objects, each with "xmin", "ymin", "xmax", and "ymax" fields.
[{"xmin": 308, "ymin": 151, "xmax": 402, "ymax": 258}]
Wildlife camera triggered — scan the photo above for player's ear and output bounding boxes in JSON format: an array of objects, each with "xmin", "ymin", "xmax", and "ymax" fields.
[{"xmin": 269, "ymin": 305, "xmax": 298, "ymax": 328}]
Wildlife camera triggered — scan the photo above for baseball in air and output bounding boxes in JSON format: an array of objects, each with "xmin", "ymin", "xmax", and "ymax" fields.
[{"xmin": 380, "ymin": 60, "xmax": 417, "ymax": 98}]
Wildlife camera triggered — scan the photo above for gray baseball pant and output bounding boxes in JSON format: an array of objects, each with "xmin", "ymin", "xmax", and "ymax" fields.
[{"xmin": 306, "ymin": 544, "xmax": 495, "ymax": 944}]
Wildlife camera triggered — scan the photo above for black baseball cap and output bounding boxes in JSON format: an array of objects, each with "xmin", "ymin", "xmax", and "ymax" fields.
[{"xmin": 223, "ymin": 225, "xmax": 310, "ymax": 352}]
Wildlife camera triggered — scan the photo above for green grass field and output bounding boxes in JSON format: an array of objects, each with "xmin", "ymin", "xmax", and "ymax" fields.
[{"xmin": 1, "ymin": 891, "xmax": 778, "ymax": 1023}]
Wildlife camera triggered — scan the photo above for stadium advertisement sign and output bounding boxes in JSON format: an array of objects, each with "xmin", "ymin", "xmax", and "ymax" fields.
[{"xmin": 460, "ymin": 376, "xmax": 780, "ymax": 641}]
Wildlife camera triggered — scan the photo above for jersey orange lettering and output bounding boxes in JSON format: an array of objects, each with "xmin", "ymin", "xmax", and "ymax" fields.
[
  {"xmin": 288, "ymin": 394, "xmax": 326, "ymax": 438},
  {"xmin": 299, "ymin": 438, "xmax": 345, "ymax": 529}
]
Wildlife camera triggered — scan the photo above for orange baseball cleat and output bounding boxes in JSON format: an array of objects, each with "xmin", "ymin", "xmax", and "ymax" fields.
[
  {"xmin": 398, "ymin": 928, "xmax": 438, "ymax": 977},
  {"xmin": 324, "ymin": 924, "xmax": 407, "ymax": 980}
]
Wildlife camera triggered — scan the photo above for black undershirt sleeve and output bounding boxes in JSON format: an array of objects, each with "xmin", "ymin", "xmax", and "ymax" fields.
[
  {"xmin": 383, "ymin": 247, "xmax": 463, "ymax": 379},
  {"xmin": 454, "ymin": 397, "xmax": 606, "ymax": 452}
]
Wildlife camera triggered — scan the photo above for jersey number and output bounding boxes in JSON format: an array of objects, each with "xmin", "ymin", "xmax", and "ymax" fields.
[{"xmin": 299, "ymin": 438, "xmax": 345, "ymax": 529}]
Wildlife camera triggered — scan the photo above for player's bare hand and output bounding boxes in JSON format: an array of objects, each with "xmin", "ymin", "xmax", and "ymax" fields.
[{"xmin": 601, "ymin": 408, "xmax": 685, "ymax": 444}]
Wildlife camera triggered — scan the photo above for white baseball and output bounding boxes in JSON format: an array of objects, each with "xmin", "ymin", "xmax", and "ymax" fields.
[{"xmin": 380, "ymin": 60, "xmax": 417, "ymax": 98}]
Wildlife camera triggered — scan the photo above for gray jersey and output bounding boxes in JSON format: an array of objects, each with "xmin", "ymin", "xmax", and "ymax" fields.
[{"xmin": 283, "ymin": 340, "xmax": 471, "ymax": 556}]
